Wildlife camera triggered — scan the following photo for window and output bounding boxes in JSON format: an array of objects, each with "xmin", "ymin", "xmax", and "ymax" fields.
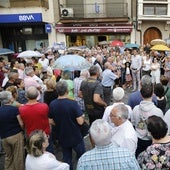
[{"xmin": 143, "ymin": 4, "xmax": 167, "ymax": 15}]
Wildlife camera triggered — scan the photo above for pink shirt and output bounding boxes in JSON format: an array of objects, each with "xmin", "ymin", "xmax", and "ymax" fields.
[{"xmin": 24, "ymin": 76, "xmax": 41, "ymax": 100}]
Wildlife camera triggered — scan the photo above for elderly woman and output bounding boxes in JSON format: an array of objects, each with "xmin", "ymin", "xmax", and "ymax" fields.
[
  {"xmin": 137, "ymin": 115, "xmax": 170, "ymax": 169},
  {"xmin": 26, "ymin": 130, "xmax": 69, "ymax": 170},
  {"xmin": 0, "ymin": 91, "xmax": 24, "ymax": 170}
]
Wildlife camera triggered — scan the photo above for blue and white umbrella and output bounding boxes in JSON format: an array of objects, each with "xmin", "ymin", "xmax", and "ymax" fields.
[
  {"xmin": 124, "ymin": 43, "xmax": 140, "ymax": 49},
  {"xmin": 54, "ymin": 54, "xmax": 91, "ymax": 71},
  {"xmin": 0, "ymin": 48, "xmax": 14, "ymax": 56}
]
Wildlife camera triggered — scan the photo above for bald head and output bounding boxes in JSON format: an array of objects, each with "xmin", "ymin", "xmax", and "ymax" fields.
[{"xmin": 26, "ymin": 86, "xmax": 39, "ymax": 100}]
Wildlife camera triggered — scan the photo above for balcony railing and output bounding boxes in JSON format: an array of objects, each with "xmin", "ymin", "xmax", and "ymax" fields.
[
  {"xmin": 60, "ymin": 2, "xmax": 128, "ymax": 19},
  {"xmin": 0, "ymin": 0, "xmax": 49, "ymax": 8}
]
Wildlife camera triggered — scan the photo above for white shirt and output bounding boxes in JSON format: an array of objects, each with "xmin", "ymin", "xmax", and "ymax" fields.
[
  {"xmin": 164, "ymin": 109, "xmax": 170, "ymax": 135},
  {"xmin": 111, "ymin": 120, "xmax": 138, "ymax": 154},
  {"xmin": 102, "ymin": 102, "xmax": 133, "ymax": 127},
  {"xmin": 38, "ymin": 58, "xmax": 49, "ymax": 72},
  {"xmin": 26, "ymin": 152, "xmax": 69, "ymax": 170}
]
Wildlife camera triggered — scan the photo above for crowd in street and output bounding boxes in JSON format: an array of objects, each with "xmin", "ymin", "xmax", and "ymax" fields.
[{"xmin": 0, "ymin": 44, "xmax": 170, "ymax": 170}]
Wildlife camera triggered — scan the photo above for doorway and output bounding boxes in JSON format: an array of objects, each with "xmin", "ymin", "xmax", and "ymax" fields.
[{"xmin": 143, "ymin": 27, "xmax": 162, "ymax": 45}]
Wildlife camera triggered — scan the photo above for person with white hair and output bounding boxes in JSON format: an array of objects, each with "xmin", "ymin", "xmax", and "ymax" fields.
[
  {"xmin": 101, "ymin": 62, "xmax": 118, "ymax": 105},
  {"xmin": 102, "ymin": 87, "xmax": 133, "ymax": 127},
  {"xmin": 0, "ymin": 91, "xmax": 25, "ymax": 170},
  {"xmin": 77, "ymin": 119, "xmax": 140, "ymax": 170},
  {"xmin": 110, "ymin": 104, "xmax": 138, "ymax": 154}
]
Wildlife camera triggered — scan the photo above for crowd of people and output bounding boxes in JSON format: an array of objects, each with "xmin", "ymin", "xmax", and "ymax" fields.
[{"xmin": 0, "ymin": 44, "xmax": 170, "ymax": 170}]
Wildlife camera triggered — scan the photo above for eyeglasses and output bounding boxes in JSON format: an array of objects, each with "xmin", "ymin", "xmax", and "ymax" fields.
[{"xmin": 110, "ymin": 114, "xmax": 119, "ymax": 118}]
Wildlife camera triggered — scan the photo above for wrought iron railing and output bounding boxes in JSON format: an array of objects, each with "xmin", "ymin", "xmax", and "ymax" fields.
[{"xmin": 60, "ymin": 2, "xmax": 128, "ymax": 19}]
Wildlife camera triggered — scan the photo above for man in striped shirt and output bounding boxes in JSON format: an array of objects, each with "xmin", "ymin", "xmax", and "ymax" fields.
[{"xmin": 77, "ymin": 119, "xmax": 140, "ymax": 170}]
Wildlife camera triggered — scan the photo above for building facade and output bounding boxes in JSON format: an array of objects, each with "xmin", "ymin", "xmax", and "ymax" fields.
[
  {"xmin": 136, "ymin": 0, "xmax": 170, "ymax": 45},
  {"xmin": 0, "ymin": 0, "xmax": 59, "ymax": 52},
  {"xmin": 57, "ymin": 0, "xmax": 135, "ymax": 47},
  {"xmin": 1, "ymin": 0, "xmax": 170, "ymax": 52}
]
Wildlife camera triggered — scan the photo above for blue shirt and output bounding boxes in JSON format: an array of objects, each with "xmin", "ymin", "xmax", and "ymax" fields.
[
  {"xmin": 77, "ymin": 143, "xmax": 140, "ymax": 170},
  {"xmin": 49, "ymin": 98, "xmax": 83, "ymax": 147},
  {"xmin": 128, "ymin": 90, "xmax": 157, "ymax": 109},
  {"xmin": 102, "ymin": 69, "xmax": 117, "ymax": 87},
  {"xmin": 0, "ymin": 105, "xmax": 22, "ymax": 139}
]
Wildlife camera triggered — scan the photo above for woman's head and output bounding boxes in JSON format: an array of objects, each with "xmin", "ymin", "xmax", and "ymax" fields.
[
  {"xmin": 147, "ymin": 115, "xmax": 168, "ymax": 140},
  {"xmin": 6, "ymin": 85, "xmax": 18, "ymax": 99},
  {"xmin": 45, "ymin": 78, "xmax": 56, "ymax": 90},
  {"xmin": 26, "ymin": 130, "xmax": 49, "ymax": 157}
]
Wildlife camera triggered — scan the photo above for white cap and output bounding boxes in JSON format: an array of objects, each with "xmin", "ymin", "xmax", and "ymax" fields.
[{"xmin": 113, "ymin": 87, "xmax": 125, "ymax": 101}]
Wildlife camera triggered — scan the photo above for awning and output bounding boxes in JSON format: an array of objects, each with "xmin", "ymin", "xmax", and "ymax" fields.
[{"xmin": 56, "ymin": 23, "xmax": 133, "ymax": 33}]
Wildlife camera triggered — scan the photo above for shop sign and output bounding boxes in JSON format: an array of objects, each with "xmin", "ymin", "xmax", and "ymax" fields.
[
  {"xmin": 0, "ymin": 13, "xmax": 42, "ymax": 23},
  {"xmin": 56, "ymin": 27, "xmax": 132, "ymax": 33},
  {"xmin": 45, "ymin": 24, "xmax": 52, "ymax": 33},
  {"xmin": 56, "ymin": 23, "xmax": 133, "ymax": 33}
]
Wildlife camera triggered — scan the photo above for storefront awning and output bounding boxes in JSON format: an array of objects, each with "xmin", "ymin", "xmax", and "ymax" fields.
[{"xmin": 56, "ymin": 23, "xmax": 133, "ymax": 33}]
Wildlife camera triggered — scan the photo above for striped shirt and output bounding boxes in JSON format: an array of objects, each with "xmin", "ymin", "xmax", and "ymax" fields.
[{"xmin": 77, "ymin": 143, "xmax": 140, "ymax": 170}]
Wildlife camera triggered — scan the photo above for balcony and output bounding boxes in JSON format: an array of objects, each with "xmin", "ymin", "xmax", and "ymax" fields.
[
  {"xmin": 0, "ymin": 0, "xmax": 49, "ymax": 9},
  {"xmin": 138, "ymin": 1, "xmax": 170, "ymax": 21},
  {"xmin": 59, "ymin": 2, "xmax": 128, "ymax": 19}
]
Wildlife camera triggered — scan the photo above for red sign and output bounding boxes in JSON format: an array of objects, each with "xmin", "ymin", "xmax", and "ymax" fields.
[{"xmin": 56, "ymin": 24, "xmax": 133, "ymax": 33}]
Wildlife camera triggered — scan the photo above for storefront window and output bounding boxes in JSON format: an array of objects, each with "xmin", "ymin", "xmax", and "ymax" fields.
[
  {"xmin": 26, "ymin": 40, "xmax": 48, "ymax": 51},
  {"xmin": 108, "ymin": 35, "xmax": 130, "ymax": 43}
]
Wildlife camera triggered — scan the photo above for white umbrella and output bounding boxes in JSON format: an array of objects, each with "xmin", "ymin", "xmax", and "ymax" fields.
[
  {"xmin": 17, "ymin": 50, "xmax": 42, "ymax": 58},
  {"xmin": 54, "ymin": 54, "xmax": 91, "ymax": 71}
]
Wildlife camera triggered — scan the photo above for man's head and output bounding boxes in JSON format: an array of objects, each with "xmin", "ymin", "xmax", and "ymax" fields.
[
  {"xmin": 56, "ymin": 81, "xmax": 68, "ymax": 96},
  {"xmin": 90, "ymin": 119, "xmax": 112, "ymax": 147},
  {"xmin": 140, "ymin": 83, "xmax": 153, "ymax": 99},
  {"xmin": 0, "ymin": 91, "xmax": 13, "ymax": 105},
  {"xmin": 26, "ymin": 86, "xmax": 39, "ymax": 100},
  {"xmin": 24, "ymin": 66, "xmax": 34, "ymax": 77},
  {"xmin": 89, "ymin": 65, "xmax": 100, "ymax": 77},
  {"xmin": 112, "ymin": 87, "xmax": 125, "ymax": 102},
  {"xmin": 110, "ymin": 104, "xmax": 128, "ymax": 126}
]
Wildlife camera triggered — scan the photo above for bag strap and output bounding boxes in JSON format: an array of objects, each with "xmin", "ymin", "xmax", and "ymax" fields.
[{"xmin": 164, "ymin": 87, "xmax": 169, "ymax": 95}]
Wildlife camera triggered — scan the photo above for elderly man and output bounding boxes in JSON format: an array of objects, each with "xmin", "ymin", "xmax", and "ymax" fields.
[
  {"xmin": 102, "ymin": 87, "xmax": 132, "ymax": 127},
  {"xmin": 101, "ymin": 62, "xmax": 118, "ymax": 105},
  {"xmin": 77, "ymin": 119, "xmax": 140, "ymax": 170},
  {"xmin": 24, "ymin": 66, "xmax": 42, "ymax": 101},
  {"xmin": 19, "ymin": 86, "xmax": 53, "ymax": 153},
  {"xmin": 110, "ymin": 104, "xmax": 137, "ymax": 154}
]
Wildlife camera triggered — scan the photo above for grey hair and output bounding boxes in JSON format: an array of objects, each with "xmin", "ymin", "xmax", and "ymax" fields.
[
  {"xmin": 90, "ymin": 119, "xmax": 112, "ymax": 146},
  {"xmin": 26, "ymin": 86, "xmax": 39, "ymax": 100},
  {"xmin": 141, "ymin": 75, "xmax": 152, "ymax": 87},
  {"xmin": 24, "ymin": 66, "xmax": 34, "ymax": 76},
  {"xmin": 56, "ymin": 81, "xmax": 68, "ymax": 96},
  {"xmin": 80, "ymin": 69, "xmax": 89, "ymax": 78},
  {"xmin": 89, "ymin": 65, "xmax": 99, "ymax": 76},
  {"xmin": 0, "ymin": 91, "xmax": 13, "ymax": 105},
  {"xmin": 112, "ymin": 104, "xmax": 129, "ymax": 120}
]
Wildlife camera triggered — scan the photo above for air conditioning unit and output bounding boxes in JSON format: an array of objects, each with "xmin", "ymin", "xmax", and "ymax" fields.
[{"xmin": 60, "ymin": 8, "xmax": 74, "ymax": 17}]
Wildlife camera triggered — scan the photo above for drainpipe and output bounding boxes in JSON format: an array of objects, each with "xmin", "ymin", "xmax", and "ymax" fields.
[{"xmin": 136, "ymin": 0, "xmax": 142, "ymax": 45}]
